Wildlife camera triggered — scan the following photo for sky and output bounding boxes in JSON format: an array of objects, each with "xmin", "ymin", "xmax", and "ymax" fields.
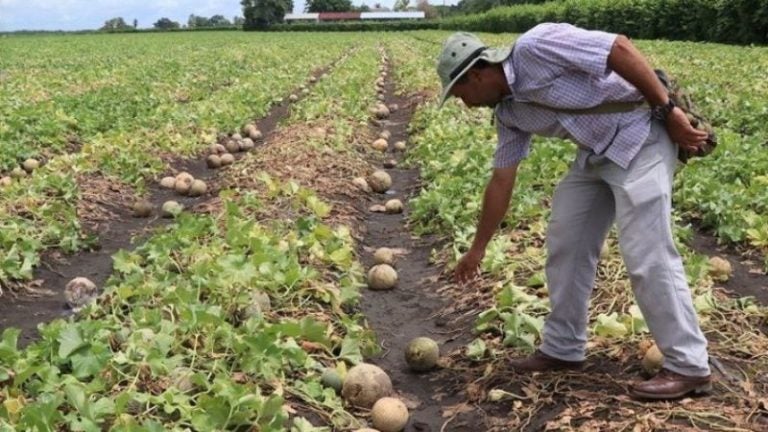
[{"xmin": 0, "ymin": 0, "xmax": 457, "ymax": 32}]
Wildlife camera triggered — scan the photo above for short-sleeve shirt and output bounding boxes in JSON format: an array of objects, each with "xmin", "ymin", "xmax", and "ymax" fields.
[{"xmin": 493, "ymin": 23, "xmax": 652, "ymax": 170}]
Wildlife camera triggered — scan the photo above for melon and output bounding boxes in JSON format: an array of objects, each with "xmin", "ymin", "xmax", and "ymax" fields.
[
  {"xmin": 367, "ymin": 171, "xmax": 392, "ymax": 193},
  {"xmin": 206, "ymin": 154, "xmax": 222, "ymax": 169},
  {"xmin": 373, "ymin": 247, "xmax": 395, "ymax": 265},
  {"xmin": 372, "ymin": 138, "xmax": 389, "ymax": 152},
  {"xmin": 225, "ymin": 139, "xmax": 241, "ymax": 153},
  {"xmin": 0, "ymin": 176, "xmax": 11, "ymax": 187},
  {"xmin": 371, "ymin": 104, "xmax": 390, "ymax": 119},
  {"xmin": 379, "ymin": 130, "xmax": 391, "ymax": 140},
  {"xmin": 393, "ymin": 141, "xmax": 406, "ymax": 152},
  {"xmin": 22, "ymin": 158, "xmax": 40, "ymax": 173},
  {"xmin": 64, "ymin": 277, "xmax": 98, "ymax": 310},
  {"xmin": 132, "ymin": 200, "xmax": 153, "ymax": 218},
  {"xmin": 243, "ymin": 291, "xmax": 271, "ymax": 319},
  {"xmin": 641, "ymin": 344, "xmax": 664, "ymax": 375},
  {"xmin": 309, "ymin": 76, "xmax": 317, "ymax": 83},
  {"xmin": 371, "ymin": 397, "xmax": 409, "ymax": 432},
  {"xmin": 242, "ymin": 123, "xmax": 257, "ymax": 136},
  {"xmin": 240, "ymin": 138, "xmax": 255, "ymax": 151},
  {"xmin": 170, "ymin": 367, "xmax": 195, "ymax": 393},
  {"xmin": 231, "ymin": 133, "xmax": 242, "ymax": 141},
  {"xmin": 367, "ymin": 264, "xmax": 398, "ymax": 290},
  {"xmin": 160, "ymin": 176, "xmax": 176, "ymax": 189},
  {"xmin": 175, "ymin": 172, "xmax": 193, "ymax": 185},
  {"xmin": 175, "ymin": 178, "xmax": 192, "ymax": 196},
  {"xmin": 369, "ymin": 204, "xmax": 386, "ymax": 213},
  {"xmin": 210, "ymin": 143, "xmax": 227, "ymax": 154},
  {"xmin": 383, "ymin": 159, "xmax": 397, "ymax": 169},
  {"xmin": 384, "ymin": 199, "xmax": 403, "ymax": 214},
  {"xmin": 188, "ymin": 180, "xmax": 207, "ymax": 197},
  {"xmin": 387, "ymin": 103, "xmax": 399, "ymax": 113},
  {"xmin": 405, "ymin": 337, "xmax": 439, "ymax": 372},
  {"xmin": 10, "ymin": 167, "xmax": 26, "ymax": 179},
  {"xmin": 353, "ymin": 177, "xmax": 371, "ymax": 193},
  {"xmin": 341, "ymin": 363, "xmax": 392, "ymax": 408},
  {"xmin": 708, "ymin": 256, "xmax": 732, "ymax": 282},
  {"xmin": 289, "ymin": 94, "xmax": 299, "ymax": 102},
  {"xmin": 321, "ymin": 368, "xmax": 343, "ymax": 393},
  {"xmin": 161, "ymin": 200, "xmax": 183, "ymax": 218},
  {"xmin": 220, "ymin": 153, "xmax": 235, "ymax": 165},
  {"xmin": 248, "ymin": 129, "xmax": 263, "ymax": 141}
]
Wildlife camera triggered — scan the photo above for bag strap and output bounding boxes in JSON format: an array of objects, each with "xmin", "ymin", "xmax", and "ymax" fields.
[{"xmin": 519, "ymin": 99, "xmax": 649, "ymax": 115}]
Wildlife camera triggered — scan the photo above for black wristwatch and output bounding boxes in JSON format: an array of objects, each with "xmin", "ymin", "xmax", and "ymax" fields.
[{"xmin": 652, "ymin": 99, "xmax": 676, "ymax": 122}]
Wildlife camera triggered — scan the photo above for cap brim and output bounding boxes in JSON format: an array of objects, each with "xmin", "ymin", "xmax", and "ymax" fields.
[{"xmin": 438, "ymin": 45, "xmax": 513, "ymax": 109}]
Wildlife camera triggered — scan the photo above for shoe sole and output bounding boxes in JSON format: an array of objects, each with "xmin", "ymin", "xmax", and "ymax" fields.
[{"xmin": 629, "ymin": 382, "xmax": 712, "ymax": 401}]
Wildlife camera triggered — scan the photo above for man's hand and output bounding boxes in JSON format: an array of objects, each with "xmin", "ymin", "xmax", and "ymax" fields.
[
  {"xmin": 665, "ymin": 107, "xmax": 709, "ymax": 153},
  {"xmin": 454, "ymin": 248, "xmax": 485, "ymax": 284}
]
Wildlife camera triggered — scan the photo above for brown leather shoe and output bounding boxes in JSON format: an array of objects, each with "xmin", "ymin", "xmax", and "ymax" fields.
[
  {"xmin": 630, "ymin": 369, "xmax": 712, "ymax": 400},
  {"xmin": 509, "ymin": 350, "xmax": 585, "ymax": 372}
]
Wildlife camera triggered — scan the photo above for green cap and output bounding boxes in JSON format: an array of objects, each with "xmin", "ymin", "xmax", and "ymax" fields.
[{"xmin": 437, "ymin": 32, "xmax": 513, "ymax": 108}]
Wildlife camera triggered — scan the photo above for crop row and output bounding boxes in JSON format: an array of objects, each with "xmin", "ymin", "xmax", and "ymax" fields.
[
  {"xmin": 0, "ymin": 33, "xmax": 356, "ymax": 288},
  {"xmin": 0, "ymin": 37, "xmax": 388, "ymax": 430}
]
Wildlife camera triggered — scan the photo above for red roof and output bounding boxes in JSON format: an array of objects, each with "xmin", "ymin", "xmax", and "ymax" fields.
[{"xmin": 318, "ymin": 12, "xmax": 361, "ymax": 20}]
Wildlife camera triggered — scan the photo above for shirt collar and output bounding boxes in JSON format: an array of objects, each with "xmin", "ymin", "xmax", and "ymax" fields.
[{"xmin": 501, "ymin": 52, "xmax": 516, "ymax": 101}]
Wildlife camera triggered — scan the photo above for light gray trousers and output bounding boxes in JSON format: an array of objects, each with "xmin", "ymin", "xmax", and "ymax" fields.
[{"xmin": 539, "ymin": 120, "xmax": 711, "ymax": 377}]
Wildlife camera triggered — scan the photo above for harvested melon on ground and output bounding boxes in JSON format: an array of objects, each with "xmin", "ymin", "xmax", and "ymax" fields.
[
  {"xmin": 708, "ymin": 256, "xmax": 732, "ymax": 282},
  {"xmin": 388, "ymin": 103, "xmax": 399, "ymax": 113},
  {"xmin": 385, "ymin": 199, "xmax": 403, "ymax": 214},
  {"xmin": 373, "ymin": 247, "xmax": 395, "ymax": 265},
  {"xmin": 405, "ymin": 337, "xmax": 440, "ymax": 372},
  {"xmin": 162, "ymin": 200, "xmax": 183, "ymax": 218},
  {"xmin": 243, "ymin": 291, "xmax": 271, "ymax": 319},
  {"xmin": 231, "ymin": 133, "xmax": 242, "ymax": 141},
  {"xmin": 368, "ymin": 264, "xmax": 398, "ymax": 290},
  {"xmin": 210, "ymin": 143, "xmax": 226, "ymax": 154},
  {"xmin": 380, "ymin": 130, "xmax": 391, "ymax": 140},
  {"xmin": 393, "ymin": 141, "xmax": 406, "ymax": 152},
  {"xmin": 225, "ymin": 140, "xmax": 240, "ymax": 153},
  {"xmin": 10, "ymin": 167, "xmax": 26, "ymax": 179},
  {"xmin": 289, "ymin": 94, "xmax": 299, "ymax": 102},
  {"xmin": 220, "ymin": 153, "xmax": 235, "ymax": 165},
  {"xmin": 372, "ymin": 397, "xmax": 409, "ymax": 432},
  {"xmin": 371, "ymin": 103, "xmax": 390, "ymax": 119},
  {"xmin": 240, "ymin": 138, "xmax": 255, "ymax": 151},
  {"xmin": 368, "ymin": 171, "xmax": 392, "ymax": 193},
  {"xmin": 22, "ymin": 158, "xmax": 40, "ymax": 173},
  {"xmin": 341, "ymin": 363, "xmax": 392, "ymax": 408},
  {"xmin": 642, "ymin": 344, "xmax": 664, "ymax": 375},
  {"xmin": 369, "ymin": 204, "xmax": 386, "ymax": 213},
  {"xmin": 0, "ymin": 176, "xmax": 11, "ymax": 187},
  {"xmin": 188, "ymin": 180, "xmax": 207, "ymax": 197},
  {"xmin": 383, "ymin": 159, "xmax": 397, "ymax": 169},
  {"xmin": 372, "ymin": 138, "xmax": 388, "ymax": 152},
  {"xmin": 353, "ymin": 177, "xmax": 371, "ymax": 193},
  {"xmin": 64, "ymin": 277, "xmax": 99, "ymax": 310},
  {"xmin": 160, "ymin": 176, "xmax": 176, "ymax": 189},
  {"xmin": 175, "ymin": 178, "xmax": 192, "ymax": 195},
  {"xmin": 207, "ymin": 154, "xmax": 222, "ymax": 169},
  {"xmin": 132, "ymin": 200, "xmax": 153, "ymax": 218}
]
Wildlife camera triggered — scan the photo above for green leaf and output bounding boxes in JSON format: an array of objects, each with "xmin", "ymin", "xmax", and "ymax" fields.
[
  {"xmin": 593, "ymin": 313, "xmax": 628, "ymax": 338},
  {"xmin": 466, "ymin": 338, "xmax": 487, "ymax": 361},
  {"xmin": 58, "ymin": 325, "xmax": 87, "ymax": 359}
]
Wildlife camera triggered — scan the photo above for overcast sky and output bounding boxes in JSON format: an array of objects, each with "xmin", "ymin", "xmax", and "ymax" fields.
[{"xmin": 0, "ymin": 0, "xmax": 456, "ymax": 31}]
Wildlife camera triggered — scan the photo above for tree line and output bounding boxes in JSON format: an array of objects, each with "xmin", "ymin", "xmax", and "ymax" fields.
[{"xmin": 100, "ymin": 15, "xmax": 246, "ymax": 31}]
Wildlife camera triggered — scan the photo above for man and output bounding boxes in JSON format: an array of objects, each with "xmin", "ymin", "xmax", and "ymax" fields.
[{"xmin": 437, "ymin": 23, "xmax": 712, "ymax": 400}]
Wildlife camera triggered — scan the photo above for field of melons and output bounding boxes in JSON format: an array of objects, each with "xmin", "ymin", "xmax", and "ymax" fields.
[{"xmin": 0, "ymin": 30, "xmax": 766, "ymax": 431}]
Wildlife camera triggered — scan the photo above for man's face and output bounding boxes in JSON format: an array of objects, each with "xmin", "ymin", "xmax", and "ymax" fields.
[{"xmin": 449, "ymin": 68, "xmax": 502, "ymax": 108}]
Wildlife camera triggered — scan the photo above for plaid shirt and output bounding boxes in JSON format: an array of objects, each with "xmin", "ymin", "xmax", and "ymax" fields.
[{"xmin": 493, "ymin": 23, "xmax": 652, "ymax": 170}]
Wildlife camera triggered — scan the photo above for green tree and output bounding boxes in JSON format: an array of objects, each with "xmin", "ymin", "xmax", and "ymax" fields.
[
  {"xmin": 208, "ymin": 15, "xmax": 232, "ymax": 27},
  {"xmin": 153, "ymin": 17, "xmax": 181, "ymax": 29},
  {"xmin": 416, "ymin": 0, "xmax": 437, "ymax": 18},
  {"xmin": 241, "ymin": 0, "xmax": 294, "ymax": 29},
  {"xmin": 305, "ymin": 0, "xmax": 353, "ymax": 12},
  {"xmin": 393, "ymin": 0, "xmax": 410, "ymax": 11},
  {"xmin": 100, "ymin": 17, "xmax": 130, "ymax": 31},
  {"xmin": 187, "ymin": 14, "xmax": 210, "ymax": 28}
]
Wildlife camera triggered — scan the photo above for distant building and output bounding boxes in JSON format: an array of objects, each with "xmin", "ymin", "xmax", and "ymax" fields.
[{"xmin": 284, "ymin": 11, "xmax": 425, "ymax": 23}]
